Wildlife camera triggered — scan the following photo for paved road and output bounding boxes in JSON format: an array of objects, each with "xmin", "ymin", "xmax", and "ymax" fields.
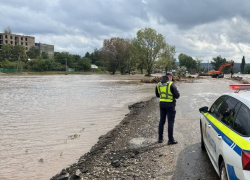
[{"xmin": 171, "ymin": 77, "xmax": 237, "ymax": 179}]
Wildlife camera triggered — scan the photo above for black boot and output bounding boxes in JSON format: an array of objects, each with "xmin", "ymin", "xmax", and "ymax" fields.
[
  {"xmin": 158, "ymin": 137, "xmax": 163, "ymax": 143},
  {"xmin": 168, "ymin": 139, "xmax": 178, "ymax": 145}
]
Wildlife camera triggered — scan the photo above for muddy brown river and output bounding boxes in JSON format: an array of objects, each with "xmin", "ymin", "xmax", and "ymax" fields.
[{"xmin": 0, "ymin": 74, "xmax": 155, "ymax": 180}]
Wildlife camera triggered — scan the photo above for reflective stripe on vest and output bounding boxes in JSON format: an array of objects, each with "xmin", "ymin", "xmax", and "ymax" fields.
[{"xmin": 157, "ymin": 81, "xmax": 173, "ymax": 102}]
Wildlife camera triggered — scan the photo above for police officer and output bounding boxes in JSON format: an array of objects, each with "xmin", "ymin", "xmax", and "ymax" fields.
[
  {"xmin": 222, "ymin": 108, "xmax": 235, "ymax": 126},
  {"xmin": 155, "ymin": 73, "xmax": 180, "ymax": 144}
]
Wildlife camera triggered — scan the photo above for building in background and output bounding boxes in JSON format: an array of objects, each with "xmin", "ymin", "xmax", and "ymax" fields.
[
  {"xmin": 35, "ymin": 43, "xmax": 54, "ymax": 59},
  {"xmin": 0, "ymin": 33, "xmax": 35, "ymax": 51}
]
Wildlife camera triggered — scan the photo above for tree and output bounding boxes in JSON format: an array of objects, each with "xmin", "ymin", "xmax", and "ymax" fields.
[
  {"xmin": 27, "ymin": 59, "xmax": 63, "ymax": 71},
  {"xmin": 0, "ymin": 44, "xmax": 13, "ymax": 61},
  {"xmin": 176, "ymin": 66, "xmax": 187, "ymax": 76},
  {"xmin": 27, "ymin": 46, "xmax": 40, "ymax": 59},
  {"xmin": 12, "ymin": 45, "xmax": 27, "ymax": 71},
  {"xmin": 0, "ymin": 44, "xmax": 26, "ymax": 71},
  {"xmin": 12, "ymin": 45, "xmax": 27, "ymax": 61},
  {"xmin": 67, "ymin": 54, "xmax": 75, "ymax": 68},
  {"xmin": 74, "ymin": 54, "xmax": 81, "ymax": 62},
  {"xmin": 245, "ymin": 66, "xmax": 250, "ymax": 74},
  {"xmin": 195, "ymin": 57, "xmax": 203, "ymax": 72},
  {"xmin": 54, "ymin": 52, "xmax": 69, "ymax": 65},
  {"xmin": 241, "ymin": 56, "xmax": 245, "ymax": 74},
  {"xmin": 77, "ymin": 57, "xmax": 91, "ymax": 71},
  {"xmin": 72, "ymin": 54, "xmax": 81, "ymax": 70},
  {"xmin": 120, "ymin": 41, "xmax": 137, "ymax": 74},
  {"xmin": 156, "ymin": 44, "xmax": 176, "ymax": 72},
  {"xmin": 100, "ymin": 37, "xmax": 130, "ymax": 74},
  {"xmin": 91, "ymin": 48, "xmax": 100, "ymax": 65},
  {"xmin": 133, "ymin": 28, "xmax": 166, "ymax": 76},
  {"xmin": 117, "ymin": 40, "xmax": 130, "ymax": 74},
  {"xmin": 4, "ymin": 27, "xmax": 12, "ymax": 34},
  {"xmin": 178, "ymin": 53, "xmax": 196, "ymax": 71},
  {"xmin": 1, "ymin": 59, "xmax": 17, "ymax": 69},
  {"xmin": 41, "ymin": 52, "xmax": 49, "ymax": 59},
  {"xmin": 211, "ymin": 55, "xmax": 227, "ymax": 73},
  {"xmin": 85, "ymin": 52, "xmax": 91, "ymax": 59},
  {"xmin": 130, "ymin": 39, "xmax": 145, "ymax": 74}
]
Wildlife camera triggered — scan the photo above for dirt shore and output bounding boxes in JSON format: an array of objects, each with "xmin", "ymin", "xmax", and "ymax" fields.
[{"xmin": 51, "ymin": 97, "xmax": 164, "ymax": 180}]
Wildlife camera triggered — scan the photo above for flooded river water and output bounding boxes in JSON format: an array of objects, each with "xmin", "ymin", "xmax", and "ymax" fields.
[{"xmin": 0, "ymin": 74, "xmax": 155, "ymax": 180}]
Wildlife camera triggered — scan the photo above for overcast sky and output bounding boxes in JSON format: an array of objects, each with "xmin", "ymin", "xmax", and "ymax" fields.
[{"xmin": 1, "ymin": 0, "xmax": 250, "ymax": 63}]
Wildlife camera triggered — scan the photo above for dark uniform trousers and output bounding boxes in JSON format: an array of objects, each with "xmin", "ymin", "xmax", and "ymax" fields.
[{"xmin": 158, "ymin": 106, "xmax": 176, "ymax": 141}]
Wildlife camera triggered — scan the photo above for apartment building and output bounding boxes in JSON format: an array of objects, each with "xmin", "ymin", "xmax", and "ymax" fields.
[
  {"xmin": 35, "ymin": 43, "xmax": 54, "ymax": 59},
  {"xmin": 0, "ymin": 33, "xmax": 35, "ymax": 51}
]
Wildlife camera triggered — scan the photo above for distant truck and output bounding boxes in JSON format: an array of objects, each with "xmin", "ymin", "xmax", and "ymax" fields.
[{"xmin": 209, "ymin": 61, "xmax": 234, "ymax": 78}]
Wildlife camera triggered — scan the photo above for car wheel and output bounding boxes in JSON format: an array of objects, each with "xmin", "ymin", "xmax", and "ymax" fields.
[
  {"xmin": 220, "ymin": 160, "xmax": 228, "ymax": 180},
  {"xmin": 200, "ymin": 121, "xmax": 205, "ymax": 150}
]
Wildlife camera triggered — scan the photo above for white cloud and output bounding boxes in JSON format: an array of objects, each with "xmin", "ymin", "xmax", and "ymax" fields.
[
  {"xmin": 34, "ymin": 34, "xmax": 102, "ymax": 55},
  {"xmin": 0, "ymin": 0, "xmax": 250, "ymax": 62}
]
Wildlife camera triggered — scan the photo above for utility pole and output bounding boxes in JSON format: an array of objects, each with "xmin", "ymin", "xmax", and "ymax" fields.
[
  {"xmin": 17, "ymin": 53, "xmax": 20, "ymax": 73},
  {"xmin": 207, "ymin": 61, "xmax": 209, "ymax": 73},
  {"xmin": 20, "ymin": 54, "xmax": 22, "ymax": 74},
  {"xmin": 65, "ymin": 57, "xmax": 67, "ymax": 74}
]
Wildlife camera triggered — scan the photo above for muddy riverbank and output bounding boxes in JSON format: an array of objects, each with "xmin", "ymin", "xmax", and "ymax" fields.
[{"xmin": 51, "ymin": 98, "xmax": 162, "ymax": 180}]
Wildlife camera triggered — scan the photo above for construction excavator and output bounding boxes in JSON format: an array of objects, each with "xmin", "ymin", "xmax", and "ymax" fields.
[{"xmin": 209, "ymin": 61, "xmax": 234, "ymax": 78}]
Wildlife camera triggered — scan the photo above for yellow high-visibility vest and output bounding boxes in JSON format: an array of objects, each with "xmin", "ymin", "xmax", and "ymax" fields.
[
  {"xmin": 157, "ymin": 81, "xmax": 173, "ymax": 102},
  {"xmin": 224, "ymin": 111, "xmax": 234, "ymax": 125}
]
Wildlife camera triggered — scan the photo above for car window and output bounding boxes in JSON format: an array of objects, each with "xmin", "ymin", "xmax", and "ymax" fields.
[
  {"xmin": 210, "ymin": 96, "xmax": 228, "ymax": 119},
  {"xmin": 233, "ymin": 104, "xmax": 250, "ymax": 136},
  {"xmin": 217, "ymin": 97, "xmax": 240, "ymax": 127}
]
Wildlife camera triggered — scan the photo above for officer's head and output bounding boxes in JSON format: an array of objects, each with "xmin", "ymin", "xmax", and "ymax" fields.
[{"xmin": 166, "ymin": 72, "xmax": 174, "ymax": 81}]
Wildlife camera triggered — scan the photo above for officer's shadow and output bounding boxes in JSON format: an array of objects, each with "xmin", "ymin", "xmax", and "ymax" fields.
[{"xmin": 171, "ymin": 143, "xmax": 218, "ymax": 180}]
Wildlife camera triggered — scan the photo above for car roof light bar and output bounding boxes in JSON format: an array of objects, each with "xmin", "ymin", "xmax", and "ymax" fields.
[{"xmin": 229, "ymin": 84, "xmax": 250, "ymax": 93}]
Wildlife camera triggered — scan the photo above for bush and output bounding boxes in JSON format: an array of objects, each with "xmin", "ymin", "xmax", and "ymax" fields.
[
  {"xmin": 176, "ymin": 66, "xmax": 187, "ymax": 76},
  {"xmin": 245, "ymin": 66, "xmax": 250, "ymax": 74},
  {"xmin": 77, "ymin": 57, "xmax": 91, "ymax": 71},
  {"xmin": 27, "ymin": 59, "xmax": 64, "ymax": 71},
  {"xmin": 95, "ymin": 61, "xmax": 103, "ymax": 67},
  {"xmin": 1, "ymin": 59, "xmax": 17, "ymax": 69}
]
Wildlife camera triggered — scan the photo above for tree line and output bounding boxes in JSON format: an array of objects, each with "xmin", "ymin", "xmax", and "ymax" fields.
[
  {"xmin": 0, "ymin": 44, "xmax": 101, "ymax": 72},
  {"xmin": 0, "ymin": 28, "xmax": 177, "ymax": 75},
  {"xmin": 100, "ymin": 28, "xmax": 176, "ymax": 76},
  {"xmin": 0, "ymin": 27, "xmax": 247, "ymax": 74}
]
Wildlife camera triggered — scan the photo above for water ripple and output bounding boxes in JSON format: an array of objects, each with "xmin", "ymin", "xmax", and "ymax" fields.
[{"xmin": 0, "ymin": 74, "xmax": 155, "ymax": 180}]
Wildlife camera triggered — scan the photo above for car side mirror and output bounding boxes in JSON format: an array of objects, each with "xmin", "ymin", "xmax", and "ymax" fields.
[{"xmin": 199, "ymin": 106, "xmax": 208, "ymax": 113}]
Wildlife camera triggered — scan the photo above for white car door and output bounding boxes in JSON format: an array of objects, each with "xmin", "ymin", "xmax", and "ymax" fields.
[
  {"xmin": 209, "ymin": 97, "xmax": 241, "ymax": 172},
  {"xmin": 205, "ymin": 96, "xmax": 228, "ymax": 167}
]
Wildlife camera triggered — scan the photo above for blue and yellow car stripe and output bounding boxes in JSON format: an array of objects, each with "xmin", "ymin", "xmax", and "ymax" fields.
[
  {"xmin": 203, "ymin": 113, "xmax": 250, "ymax": 156},
  {"xmin": 227, "ymin": 165, "xmax": 240, "ymax": 180},
  {"xmin": 202, "ymin": 113, "xmax": 245, "ymax": 179}
]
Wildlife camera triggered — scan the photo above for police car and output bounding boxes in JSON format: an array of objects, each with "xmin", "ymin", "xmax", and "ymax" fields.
[{"xmin": 200, "ymin": 84, "xmax": 250, "ymax": 180}]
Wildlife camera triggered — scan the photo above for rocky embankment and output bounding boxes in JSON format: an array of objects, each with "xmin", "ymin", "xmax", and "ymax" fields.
[{"xmin": 51, "ymin": 98, "xmax": 165, "ymax": 180}]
